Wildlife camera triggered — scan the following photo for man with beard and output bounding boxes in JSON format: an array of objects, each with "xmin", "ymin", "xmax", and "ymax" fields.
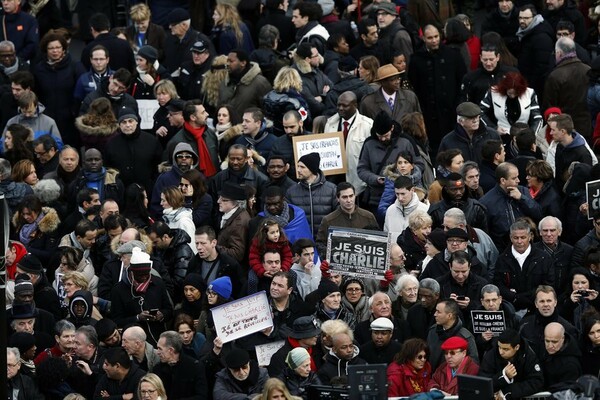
[
  {"xmin": 427, "ymin": 173, "xmax": 488, "ymax": 231},
  {"xmin": 150, "ymin": 143, "xmax": 198, "ymax": 218},
  {"xmin": 271, "ymin": 110, "xmax": 308, "ymax": 180},
  {"xmin": 105, "ymin": 108, "xmax": 162, "ymax": 195},
  {"xmin": 79, "ymin": 68, "xmax": 138, "ymax": 116},
  {"xmin": 408, "ymin": 25, "xmax": 466, "ymax": 154},
  {"xmin": 69, "ymin": 148, "xmax": 125, "ymax": 204}
]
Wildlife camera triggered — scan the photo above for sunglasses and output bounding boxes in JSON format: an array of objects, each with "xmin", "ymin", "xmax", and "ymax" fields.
[{"xmin": 444, "ymin": 350, "xmax": 464, "ymax": 356}]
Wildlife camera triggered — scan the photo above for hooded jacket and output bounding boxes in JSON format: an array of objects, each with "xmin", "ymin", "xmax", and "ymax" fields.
[
  {"xmin": 68, "ymin": 289, "xmax": 96, "ymax": 328},
  {"xmin": 5, "ymin": 103, "xmax": 62, "ymax": 145},
  {"xmin": 12, "ymin": 206, "xmax": 60, "ymax": 267},
  {"xmin": 75, "ymin": 113, "xmax": 118, "ymax": 153},
  {"xmin": 479, "ymin": 338, "xmax": 544, "ymax": 399},
  {"xmin": 155, "ymin": 228, "xmax": 195, "ymax": 291},
  {"xmin": 317, "ymin": 346, "xmax": 366, "ymax": 384}
]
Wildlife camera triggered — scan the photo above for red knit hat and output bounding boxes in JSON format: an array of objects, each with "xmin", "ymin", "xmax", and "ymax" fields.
[{"xmin": 441, "ymin": 336, "xmax": 468, "ymax": 351}]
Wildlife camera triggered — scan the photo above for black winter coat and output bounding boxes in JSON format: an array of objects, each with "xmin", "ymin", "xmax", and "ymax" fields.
[
  {"xmin": 277, "ymin": 368, "xmax": 322, "ymax": 400},
  {"xmin": 187, "ymin": 250, "xmax": 246, "ymax": 299},
  {"xmin": 532, "ymin": 241, "xmax": 573, "ymax": 293},
  {"xmin": 572, "ymin": 229, "xmax": 600, "ymax": 269},
  {"xmin": 104, "ymin": 128, "xmax": 163, "ymax": 195},
  {"xmin": 93, "ymin": 363, "xmax": 146, "ymax": 399},
  {"xmin": 153, "ymin": 229, "xmax": 194, "ymax": 295},
  {"xmin": 517, "ymin": 20, "xmax": 555, "ymax": 95},
  {"xmin": 479, "ymin": 339, "xmax": 544, "ymax": 399},
  {"xmin": 317, "ymin": 349, "xmax": 367, "ymax": 384},
  {"xmin": 540, "ymin": 333, "xmax": 582, "ymax": 390},
  {"xmin": 153, "ymin": 355, "xmax": 208, "ymax": 399},
  {"xmin": 437, "ymin": 272, "xmax": 488, "ymax": 324},
  {"xmin": 438, "ymin": 124, "xmax": 501, "ymax": 166},
  {"xmin": 354, "ymin": 315, "xmax": 410, "ymax": 345},
  {"xmin": 427, "ymin": 188, "xmax": 488, "ymax": 232},
  {"xmin": 163, "ymin": 29, "xmax": 215, "ymax": 74},
  {"xmin": 359, "ymin": 340, "xmax": 403, "ymax": 364},
  {"xmin": 493, "ymin": 246, "xmax": 554, "ymax": 311},
  {"xmin": 396, "ymin": 227, "xmax": 426, "ymax": 272},
  {"xmin": 81, "ymin": 32, "xmax": 135, "ymax": 72},
  {"xmin": 481, "ymin": 7, "xmax": 520, "ymax": 56},
  {"xmin": 460, "ymin": 64, "xmax": 519, "ymax": 105},
  {"xmin": 80, "ymin": 76, "xmax": 139, "ymax": 117},
  {"xmin": 406, "ymin": 303, "xmax": 436, "ymax": 340},
  {"xmin": 519, "ymin": 311, "xmax": 579, "ymax": 357}
]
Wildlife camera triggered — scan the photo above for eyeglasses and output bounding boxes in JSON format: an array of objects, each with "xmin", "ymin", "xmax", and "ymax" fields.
[
  {"xmin": 179, "ymin": 183, "xmax": 190, "ymax": 188},
  {"xmin": 140, "ymin": 389, "xmax": 157, "ymax": 395},
  {"xmin": 346, "ymin": 288, "xmax": 362, "ymax": 293},
  {"xmin": 218, "ymin": 196, "xmax": 233, "ymax": 203},
  {"xmin": 207, "ymin": 290, "xmax": 217, "ymax": 296},
  {"xmin": 447, "ymin": 239, "xmax": 467, "ymax": 244},
  {"xmin": 518, "ymin": 16, "xmax": 533, "ymax": 20},
  {"xmin": 34, "ymin": 150, "xmax": 48, "ymax": 157},
  {"xmin": 444, "ymin": 350, "xmax": 464, "ymax": 356},
  {"xmin": 176, "ymin": 154, "xmax": 193, "ymax": 160}
]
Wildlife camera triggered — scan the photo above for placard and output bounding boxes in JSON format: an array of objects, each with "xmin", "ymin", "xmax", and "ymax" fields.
[
  {"xmin": 470, "ymin": 310, "xmax": 506, "ymax": 334},
  {"xmin": 292, "ymin": 132, "xmax": 347, "ymax": 176},
  {"xmin": 255, "ymin": 340, "xmax": 285, "ymax": 366},
  {"xmin": 586, "ymin": 179, "xmax": 600, "ymax": 220},
  {"xmin": 137, "ymin": 99, "xmax": 160, "ymax": 130},
  {"xmin": 211, "ymin": 291, "xmax": 273, "ymax": 343},
  {"xmin": 326, "ymin": 227, "xmax": 391, "ymax": 280}
]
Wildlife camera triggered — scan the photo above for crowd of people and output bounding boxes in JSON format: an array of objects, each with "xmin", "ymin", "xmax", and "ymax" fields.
[{"xmin": 3, "ymin": 0, "xmax": 600, "ymax": 398}]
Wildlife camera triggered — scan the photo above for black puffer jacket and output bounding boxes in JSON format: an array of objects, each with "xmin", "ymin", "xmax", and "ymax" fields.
[
  {"xmin": 396, "ymin": 227, "xmax": 426, "ymax": 272},
  {"xmin": 427, "ymin": 185, "xmax": 488, "ymax": 231},
  {"xmin": 155, "ymin": 229, "xmax": 194, "ymax": 295},
  {"xmin": 277, "ymin": 367, "xmax": 322, "ymax": 399},
  {"xmin": 286, "ymin": 173, "xmax": 338, "ymax": 237}
]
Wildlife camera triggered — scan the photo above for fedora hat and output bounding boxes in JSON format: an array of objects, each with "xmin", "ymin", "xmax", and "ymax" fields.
[{"xmin": 374, "ymin": 64, "xmax": 402, "ymax": 82}]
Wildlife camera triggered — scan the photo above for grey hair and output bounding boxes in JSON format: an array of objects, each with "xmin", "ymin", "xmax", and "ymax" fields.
[
  {"xmin": 444, "ymin": 208, "xmax": 467, "ymax": 226},
  {"xmin": 159, "ymin": 331, "xmax": 182, "ymax": 354},
  {"xmin": 481, "ymin": 284, "xmax": 501, "ymax": 298},
  {"xmin": 461, "ymin": 161, "xmax": 479, "ymax": 176},
  {"xmin": 395, "ymin": 274, "xmax": 419, "ymax": 294},
  {"xmin": 0, "ymin": 40, "xmax": 15, "ymax": 51},
  {"xmin": 258, "ymin": 24, "xmax": 279, "ymax": 48},
  {"xmin": 0, "ymin": 158, "xmax": 11, "ymax": 180},
  {"xmin": 33, "ymin": 179, "xmax": 61, "ymax": 203},
  {"xmin": 555, "ymin": 37, "xmax": 576, "ymax": 54},
  {"xmin": 510, "ymin": 220, "xmax": 531, "ymax": 235},
  {"xmin": 419, "ymin": 278, "xmax": 440, "ymax": 294},
  {"xmin": 367, "ymin": 291, "xmax": 391, "ymax": 308},
  {"xmin": 55, "ymin": 320, "xmax": 76, "ymax": 336},
  {"xmin": 538, "ymin": 216, "xmax": 562, "ymax": 234},
  {"xmin": 76, "ymin": 325, "xmax": 99, "ymax": 348},
  {"xmin": 7, "ymin": 347, "xmax": 20, "ymax": 360}
]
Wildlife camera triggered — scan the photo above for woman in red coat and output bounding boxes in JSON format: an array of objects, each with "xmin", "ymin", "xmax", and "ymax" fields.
[
  {"xmin": 387, "ymin": 338, "xmax": 432, "ymax": 397},
  {"xmin": 428, "ymin": 336, "xmax": 480, "ymax": 395}
]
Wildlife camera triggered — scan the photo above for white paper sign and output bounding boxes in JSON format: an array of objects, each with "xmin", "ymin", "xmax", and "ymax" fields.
[
  {"xmin": 255, "ymin": 340, "xmax": 285, "ymax": 366},
  {"xmin": 211, "ymin": 291, "xmax": 273, "ymax": 343},
  {"xmin": 292, "ymin": 132, "xmax": 347, "ymax": 175},
  {"xmin": 136, "ymin": 99, "xmax": 160, "ymax": 130}
]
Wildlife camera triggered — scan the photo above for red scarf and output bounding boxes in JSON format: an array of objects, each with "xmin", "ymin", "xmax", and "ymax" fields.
[
  {"xmin": 288, "ymin": 337, "xmax": 317, "ymax": 371},
  {"xmin": 185, "ymin": 122, "xmax": 217, "ymax": 177}
]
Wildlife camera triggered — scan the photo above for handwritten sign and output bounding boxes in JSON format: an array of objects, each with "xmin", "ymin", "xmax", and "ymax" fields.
[
  {"xmin": 586, "ymin": 179, "xmax": 600, "ymax": 220},
  {"xmin": 211, "ymin": 291, "xmax": 273, "ymax": 343},
  {"xmin": 471, "ymin": 310, "xmax": 506, "ymax": 334},
  {"xmin": 326, "ymin": 228, "xmax": 391, "ymax": 280},
  {"xmin": 255, "ymin": 340, "xmax": 285, "ymax": 366},
  {"xmin": 137, "ymin": 99, "xmax": 160, "ymax": 130},
  {"xmin": 292, "ymin": 132, "xmax": 347, "ymax": 176},
  {"xmin": 55, "ymin": 271, "xmax": 67, "ymax": 308}
]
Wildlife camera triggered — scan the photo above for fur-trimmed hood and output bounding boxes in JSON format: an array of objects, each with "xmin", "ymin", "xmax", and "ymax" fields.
[
  {"xmin": 222, "ymin": 124, "xmax": 243, "ymax": 142},
  {"xmin": 75, "ymin": 115, "xmax": 118, "ymax": 137},
  {"xmin": 110, "ymin": 232, "xmax": 154, "ymax": 255},
  {"xmin": 226, "ymin": 62, "xmax": 264, "ymax": 86},
  {"xmin": 293, "ymin": 56, "xmax": 324, "ymax": 75},
  {"xmin": 12, "ymin": 206, "xmax": 60, "ymax": 233}
]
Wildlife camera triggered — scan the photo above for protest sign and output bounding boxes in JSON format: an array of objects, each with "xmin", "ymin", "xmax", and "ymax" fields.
[
  {"xmin": 292, "ymin": 132, "xmax": 347, "ymax": 176},
  {"xmin": 470, "ymin": 310, "xmax": 506, "ymax": 334},
  {"xmin": 211, "ymin": 291, "xmax": 273, "ymax": 343},
  {"xmin": 137, "ymin": 99, "xmax": 160, "ymax": 130},
  {"xmin": 255, "ymin": 340, "xmax": 285, "ymax": 366},
  {"xmin": 326, "ymin": 227, "xmax": 391, "ymax": 280},
  {"xmin": 586, "ymin": 179, "xmax": 600, "ymax": 219}
]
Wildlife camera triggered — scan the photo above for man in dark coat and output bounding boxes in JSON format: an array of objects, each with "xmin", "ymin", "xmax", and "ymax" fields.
[
  {"xmin": 359, "ymin": 317, "xmax": 403, "ymax": 365},
  {"xmin": 407, "ymin": 278, "xmax": 441, "ymax": 339},
  {"xmin": 533, "ymin": 216, "xmax": 573, "ymax": 292},
  {"xmin": 69, "ymin": 148, "xmax": 125, "ymax": 205},
  {"xmin": 408, "ymin": 25, "xmax": 466, "ymax": 154},
  {"xmin": 543, "ymin": 0, "xmax": 585, "ymax": 44},
  {"xmin": 80, "ymin": 69, "xmax": 138, "ymax": 116},
  {"xmin": 154, "ymin": 331, "xmax": 207, "ymax": 398},
  {"xmin": 516, "ymin": 5, "xmax": 555, "ymax": 96},
  {"xmin": 0, "ymin": 0, "xmax": 38, "ymax": 62},
  {"xmin": 175, "ymin": 39, "xmax": 213, "ymax": 100},
  {"xmin": 317, "ymin": 331, "xmax": 367, "ymax": 384},
  {"xmin": 354, "ymin": 292, "xmax": 410, "ymax": 345},
  {"xmin": 481, "ymin": 0, "xmax": 520, "ymax": 56},
  {"xmin": 80, "ymin": 13, "xmax": 135, "ymax": 72},
  {"xmin": 374, "ymin": 2, "xmax": 413, "ymax": 64},
  {"xmin": 105, "ymin": 109, "xmax": 162, "ymax": 195},
  {"xmin": 479, "ymin": 329, "xmax": 544, "ymax": 399},
  {"xmin": 540, "ymin": 322, "xmax": 582, "ymax": 390},
  {"xmin": 7, "ymin": 347, "xmax": 44, "ymax": 400},
  {"xmin": 543, "ymin": 38, "xmax": 592, "ymax": 140}
]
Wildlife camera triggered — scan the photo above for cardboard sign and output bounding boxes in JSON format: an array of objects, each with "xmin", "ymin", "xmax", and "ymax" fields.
[
  {"xmin": 255, "ymin": 340, "xmax": 286, "ymax": 366},
  {"xmin": 211, "ymin": 291, "xmax": 273, "ymax": 343},
  {"xmin": 326, "ymin": 228, "xmax": 391, "ymax": 280},
  {"xmin": 292, "ymin": 132, "xmax": 347, "ymax": 176},
  {"xmin": 137, "ymin": 99, "xmax": 160, "ymax": 130},
  {"xmin": 470, "ymin": 310, "xmax": 506, "ymax": 334},
  {"xmin": 586, "ymin": 179, "xmax": 600, "ymax": 220}
]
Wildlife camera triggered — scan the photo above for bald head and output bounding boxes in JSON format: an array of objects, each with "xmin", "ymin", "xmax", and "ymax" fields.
[
  {"xmin": 122, "ymin": 326, "xmax": 146, "ymax": 357},
  {"xmin": 123, "ymin": 326, "xmax": 146, "ymax": 342},
  {"xmin": 544, "ymin": 322, "xmax": 565, "ymax": 355},
  {"xmin": 120, "ymin": 228, "xmax": 140, "ymax": 244},
  {"xmin": 337, "ymin": 91, "xmax": 358, "ymax": 120},
  {"xmin": 84, "ymin": 148, "xmax": 103, "ymax": 172}
]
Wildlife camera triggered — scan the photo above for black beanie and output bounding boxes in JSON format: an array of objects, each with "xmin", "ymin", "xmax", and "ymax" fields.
[
  {"xmin": 183, "ymin": 273, "xmax": 206, "ymax": 292},
  {"xmin": 318, "ymin": 279, "xmax": 341, "ymax": 301},
  {"xmin": 371, "ymin": 111, "xmax": 394, "ymax": 136},
  {"xmin": 299, "ymin": 152, "xmax": 321, "ymax": 175},
  {"xmin": 9, "ymin": 332, "xmax": 36, "ymax": 355}
]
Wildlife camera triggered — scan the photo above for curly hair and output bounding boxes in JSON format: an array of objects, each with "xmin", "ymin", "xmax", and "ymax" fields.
[
  {"xmin": 202, "ymin": 55, "xmax": 228, "ymax": 108},
  {"xmin": 81, "ymin": 97, "xmax": 117, "ymax": 126},
  {"xmin": 393, "ymin": 338, "xmax": 429, "ymax": 364},
  {"xmin": 493, "ymin": 71, "xmax": 529, "ymax": 98}
]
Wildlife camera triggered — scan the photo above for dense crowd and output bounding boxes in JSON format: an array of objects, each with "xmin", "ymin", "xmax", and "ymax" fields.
[{"xmin": 3, "ymin": 0, "xmax": 600, "ymax": 399}]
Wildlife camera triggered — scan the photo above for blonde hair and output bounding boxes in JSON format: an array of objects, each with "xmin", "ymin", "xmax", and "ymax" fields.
[
  {"xmin": 64, "ymin": 395, "xmax": 87, "ymax": 400},
  {"xmin": 62, "ymin": 271, "xmax": 89, "ymax": 291},
  {"xmin": 137, "ymin": 373, "xmax": 168, "ymax": 400},
  {"xmin": 129, "ymin": 3, "xmax": 151, "ymax": 22},
  {"xmin": 273, "ymin": 67, "xmax": 302, "ymax": 92},
  {"xmin": 320, "ymin": 319, "xmax": 352, "ymax": 339},
  {"xmin": 408, "ymin": 210, "xmax": 433, "ymax": 231},
  {"xmin": 154, "ymin": 79, "xmax": 179, "ymax": 99},
  {"xmin": 257, "ymin": 378, "xmax": 302, "ymax": 400},
  {"xmin": 202, "ymin": 55, "xmax": 228, "ymax": 108},
  {"xmin": 214, "ymin": 3, "xmax": 244, "ymax": 47}
]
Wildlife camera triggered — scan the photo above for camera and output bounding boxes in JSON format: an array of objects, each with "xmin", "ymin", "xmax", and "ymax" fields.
[{"xmin": 576, "ymin": 290, "xmax": 590, "ymax": 296}]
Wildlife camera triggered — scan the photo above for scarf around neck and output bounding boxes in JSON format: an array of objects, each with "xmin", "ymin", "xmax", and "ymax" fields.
[
  {"xmin": 185, "ymin": 121, "xmax": 217, "ymax": 177},
  {"xmin": 19, "ymin": 211, "xmax": 44, "ymax": 244},
  {"xmin": 129, "ymin": 270, "xmax": 151, "ymax": 294},
  {"xmin": 264, "ymin": 201, "xmax": 291, "ymax": 228}
]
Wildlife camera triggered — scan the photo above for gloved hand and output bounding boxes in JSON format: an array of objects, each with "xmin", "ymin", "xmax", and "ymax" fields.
[
  {"xmin": 380, "ymin": 269, "xmax": 394, "ymax": 288},
  {"xmin": 320, "ymin": 260, "xmax": 330, "ymax": 278}
]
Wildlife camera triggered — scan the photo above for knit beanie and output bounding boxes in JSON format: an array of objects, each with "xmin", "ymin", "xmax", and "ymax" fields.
[
  {"xmin": 9, "ymin": 332, "xmax": 36, "ymax": 355},
  {"xmin": 183, "ymin": 273, "xmax": 206, "ymax": 292},
  {"xmin": 299, "ymin": 152, "xmax": 321, "ymax": 175},
  {"xmin": 137, "ymin": 45, "xmax": 158, "ymax": 64},
  {"xmin": 340, "ymin": 276, "xmax": 365, "ymax": 293},
  {"xmin": 286, "ymin": 347, "xmax": 311, "ymax": 369},
  {"xmin": 318, "ymin": 279, "xmax": 340, "ymax": 301},
  {"xmin": 14, "ymin": 273, "xmax": 34, "ymax": 296},
  {"xmin": 427, "ymin": 228, "xmax": 447, "ymax": 252},
  {"xmin": 118, "ymin": 107, "xmax": 139, "ymax": 124},
  {"xmin": 128, "ymin": 247, "xmax": 152, "ymax": 273},
  {"xmin": 208, "ymin": 276, "xmax": 232, "ymax": 299}
]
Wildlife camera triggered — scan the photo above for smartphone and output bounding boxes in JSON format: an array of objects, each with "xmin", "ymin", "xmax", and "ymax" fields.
[
  {"xmin": 149, "ymin": 309, "xmax": 159, "ymax": 315},
  {"xmin": 456, "ymin": 296, "xmax": 466, "ymax": 301}
]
